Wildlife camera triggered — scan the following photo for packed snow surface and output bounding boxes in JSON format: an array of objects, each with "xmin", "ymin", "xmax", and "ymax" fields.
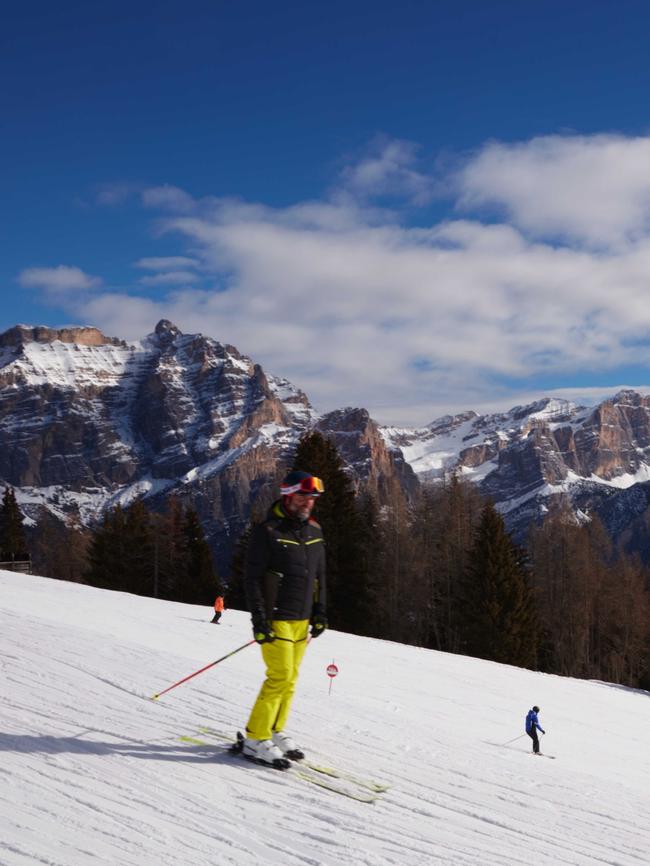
[{"xmin": 1, "ymin": 571, "xmax": 649, "ymax": 866}]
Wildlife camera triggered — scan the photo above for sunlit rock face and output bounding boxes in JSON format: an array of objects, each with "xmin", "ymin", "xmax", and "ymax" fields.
[{"xmin": 0, "ymin": 321, "xmax": 412, "ymax": 569}]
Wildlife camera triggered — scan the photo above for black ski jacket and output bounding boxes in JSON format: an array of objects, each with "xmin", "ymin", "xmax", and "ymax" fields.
[{"xmin": 245, "ymin": 500, "xmax": 326, "ymax": 621}]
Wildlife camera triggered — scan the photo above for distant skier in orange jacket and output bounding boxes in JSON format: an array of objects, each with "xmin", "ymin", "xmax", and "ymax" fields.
[{"xmin": 211, "ymin": 596, "xmax": 225, "ymax": 624}]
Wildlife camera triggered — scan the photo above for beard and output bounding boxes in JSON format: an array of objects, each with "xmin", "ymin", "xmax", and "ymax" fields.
[{"xmin": 285, "ymin": 496, "xmax": 315, "ymax": 520}]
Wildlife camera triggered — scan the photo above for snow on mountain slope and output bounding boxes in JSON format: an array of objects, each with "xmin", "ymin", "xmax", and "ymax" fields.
[
  {"xmin": 7, "ymin": 321, "xmax": 650, "ymax": 565},
  {"xmin": 381, "ymin": 399, "xmax": 581, "ymax": 483},
  {"xmin": 0, "ymin": 323, "xmax": 321, "ymax": 569},
  {"xmin": 0, "ymin": 338, "xmax": 138, "ymax": 389},
  {"xmin": 2, "ymin": 571, "xmax": 648, "ymax": 866}
]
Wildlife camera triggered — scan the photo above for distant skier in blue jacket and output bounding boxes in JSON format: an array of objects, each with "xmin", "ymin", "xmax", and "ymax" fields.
[{"xmin": 525, "ymin": 706, "xmax": 545, "ymax": 754}]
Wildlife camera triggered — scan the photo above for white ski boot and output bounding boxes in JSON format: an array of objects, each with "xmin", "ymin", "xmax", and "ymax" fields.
[
  {"xmin": 241, "ymin": 736, "xmax": 290, "ymax": 770},
  {"xmin": 272, "ymin": 731, "xmax": 305, "ymax": 761}
]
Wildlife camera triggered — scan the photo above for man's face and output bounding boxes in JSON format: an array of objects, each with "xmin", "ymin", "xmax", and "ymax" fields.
[{"xmin": 284, "ymin": 493, "xmax": 317, "ymax": 520}]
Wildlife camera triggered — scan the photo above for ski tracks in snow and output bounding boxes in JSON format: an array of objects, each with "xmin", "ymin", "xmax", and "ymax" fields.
[{"xmin": 2, "ymin": 574, "xmax": 650, "ymax": 866}]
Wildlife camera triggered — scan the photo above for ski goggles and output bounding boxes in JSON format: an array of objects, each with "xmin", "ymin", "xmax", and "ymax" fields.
[{"xmin": 281, "ymin": 476, "xmax": 325, "ymax": 496}]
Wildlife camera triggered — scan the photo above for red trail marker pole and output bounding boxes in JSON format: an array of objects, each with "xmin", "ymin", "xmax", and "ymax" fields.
[{"xmin": 326, "ymin": 661, "xmax": 339, "ymax": 696}]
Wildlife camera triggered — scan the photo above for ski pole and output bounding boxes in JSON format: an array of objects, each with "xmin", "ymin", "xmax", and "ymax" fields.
[
  {"xmin": 500, "ymin": 733, "xmax": 527, "ymax": 746},
  {"xmin": 151, "ymin": 639, "xmax": 256, "ymax": 700}
]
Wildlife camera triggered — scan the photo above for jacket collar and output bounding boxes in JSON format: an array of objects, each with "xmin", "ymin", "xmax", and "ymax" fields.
[{"xmin": 270, "ymin": 499, "xmax": 307, "ymax": 527}]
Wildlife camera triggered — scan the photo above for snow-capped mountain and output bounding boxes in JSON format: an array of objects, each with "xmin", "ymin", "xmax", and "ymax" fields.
[
  {"xmin": 0, "ymin": 322, "xmax": 410, "ymax": 568},
  {"xmin": 4, "ymin": 319, "xmax": 650, "ymax": 566},
  {"xmin": 382, "ymin": 391, "xmax": 650, "ymax": 546},
  {"xmin": 382, "ymin": 398, "xmax": 580, "ymax": 485}
]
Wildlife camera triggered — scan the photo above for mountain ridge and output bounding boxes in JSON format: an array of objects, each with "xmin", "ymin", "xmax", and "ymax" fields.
[{"xmin": 3, "ymin": 320, "xmax": 650, "ymax": 566}]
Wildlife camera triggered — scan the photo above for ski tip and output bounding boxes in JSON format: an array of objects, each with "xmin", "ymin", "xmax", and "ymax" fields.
[{"xmin": 151, "ymin": 694, "xmax": 160, "ymax": 701}]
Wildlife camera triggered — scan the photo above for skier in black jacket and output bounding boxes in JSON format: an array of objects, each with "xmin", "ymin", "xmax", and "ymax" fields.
[{"xmin": 242, "ymin": 470, "xmax": 327, "ymax": 767}]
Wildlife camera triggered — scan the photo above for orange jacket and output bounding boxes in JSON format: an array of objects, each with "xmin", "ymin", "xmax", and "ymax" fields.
[{"xmin": 214, "ymin": 596, "xmax": 225, "ymax": 612}]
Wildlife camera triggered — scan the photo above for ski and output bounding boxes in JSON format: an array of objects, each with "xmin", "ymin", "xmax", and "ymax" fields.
[
  {"xmin": 295, "ymin": 758, "xmax": 389, "ymax": 793},
  {"xmin": 493, "ymin": 742, "xmax": 557, "ymax": 760},
  {"xmin": 178, "ymin": 732, "xmax": 378, "ymax": 803},
  {"xmin": 178, "ymin": 735, "xmax": 207, "ymax": 746},
  {"xmin": 290, "ymin": 768, "xmax": 378, "ymax": 803},
  {"xmin": 198, "ymin": 726, "xmax": 390, "ymax": 793}
]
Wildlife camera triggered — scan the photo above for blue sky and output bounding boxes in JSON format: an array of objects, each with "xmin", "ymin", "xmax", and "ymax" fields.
[{"xmin": 4, "ymin": 0, "xmax": 650, "ymax": 423}]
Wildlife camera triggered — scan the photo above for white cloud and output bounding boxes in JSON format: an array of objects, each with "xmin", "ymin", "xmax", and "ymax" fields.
[
  {"xmin": 25, "ymin": 134, "xmax": 650, "ymax": 425},
  {"xmin": 71, "ymin": 201, "xmax": 650, "ymax": 423},
  {"xmin": 457, "ymin": 134, "xmax": 650, "ymax": 249},
  {"xmin": 141, "ymin": 185, "xmax": 196, "ymax": 212},
  {"xmin": 138, "ymin": 270, "xmax": 199, "ymax": 286},
  {"xmin": 339, "ymin": 137, "xmax": 434, "ymax": 204},
  {"xmin": 80, "ymin": 294, "xmax": 164, "ymax": 340},
  {"xmin": 133, "ymin": 256, "xmax": 200, "ymax": 271},
  {"xmin": 18, "ymin": 265, "xmax": 102, "ymax": 297},
  {"xmin": 95, "ymin": 182, "xmax": 137, "ymax": 206}
]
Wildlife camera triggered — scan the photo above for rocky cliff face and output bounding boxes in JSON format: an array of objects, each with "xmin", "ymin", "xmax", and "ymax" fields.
[
  {"xmin": 0, "ymin": 324, "xmax": 124, "ymax": 349},
  {"xmin": 0, "ymin": 321, "xmax": 412, "ymax": 569},
  {"xmin": 317, "ymin": 407, "xmax": 418, "ymax": 503},
  {"xmin": 382, "ymin": 391, "xmax": 650, "ymax": 548}
]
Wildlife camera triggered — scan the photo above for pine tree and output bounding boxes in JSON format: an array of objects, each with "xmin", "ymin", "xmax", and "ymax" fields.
[
  {"xmin": 125, "ymin": 500, "xmax": 156, "ymax": 596},
  {"xmin": 374, "ymin": 485, "xmax": 424, "ymax": 645},
  {"xmin": 597, "ymin": 552, "xmax": 650, "ymax": 686},
  {"xmin": 292, "ymin": 431, "xmax": 370, "ymax": 634},
  {"xmin": 85, "ymin": 498, "xmax": 221, "ymax": 604},
  {"xmin": 86, "ymin": 505, "xmax": 128, "ymax": 590},
  {"xmin": 352, "ymin": 492, "xmax": 385, "ymax": 637},
  {"xmin": 399, "ymin": 485, "xmax": 440, "ymax": 648},
  {"xmin": 153, "ymin": 498, "xmax": 187, "ymax": 600},
  {"xmin": 459, "ymin": 502, "xmax": 538, "ymax": 667},
  {"xmin": 0, "ymin": 487, "xmax": 29, "ymax": 562},
  {"xmin": 227, "ymin": 523, "xmax": 251, "ymax": 611},
  {"xmin": 441, "ymin": 476, "xmax": 485, "ymax": 652},
  {"xmin": 29, "ymin": 512, "xmax": 90, "ymax": 583},
  {"xmin": 181, "ymin": 507, "xmax": 222, "ymax": 604},
  {"xmin": 529, "ymin": 502, "xmax": 650, "ymax": 686}
]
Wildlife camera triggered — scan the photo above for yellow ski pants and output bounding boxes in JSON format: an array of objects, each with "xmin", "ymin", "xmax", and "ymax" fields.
[{"xmin": 246, "ymin": 620, "xmax": 309, "ymax": 740}]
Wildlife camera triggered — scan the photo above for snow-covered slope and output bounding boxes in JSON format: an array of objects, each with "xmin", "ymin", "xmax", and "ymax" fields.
[{"xmin": 2, "ymin": 571, "xmax": 648, "ymax": 866}]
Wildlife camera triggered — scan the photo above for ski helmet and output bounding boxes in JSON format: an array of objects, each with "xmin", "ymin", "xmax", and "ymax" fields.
[
  {"xmin": 532, "ymin": 706, "xmax": 540, "ymax": 713},
  {"xmin": 280, "ymin": 470, "xmax": 324, "ymax": 496}
]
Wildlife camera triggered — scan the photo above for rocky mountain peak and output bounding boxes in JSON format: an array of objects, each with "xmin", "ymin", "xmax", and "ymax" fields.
[
  {"xmin": 318, "ymin": 407, "xmax": 419, "ymax": 501},
  {"xmin": 0, "ymin": 324, "xmax": 121, "ymax": 348},
  {"xmin": 428, "ymin": 410, "xmax": 478, "ymax": 435},
  {"xmin": 153, "ymin": 319, "xmax": 183, "ymax": 345},
  {"xmin": 508, "ymin": 397, "xmax": 576, "ymax": 423},
  {"xmin": 318, "ymin": 407, "xmax": 371, "ymax": 433},
  {"xmin": 610, "ymin": 389, "xmax": 647, "ymax": 407}
]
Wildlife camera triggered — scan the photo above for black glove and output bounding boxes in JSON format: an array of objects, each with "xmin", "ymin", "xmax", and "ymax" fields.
[
  {"xmin": 310, "ymin": 603, "xmax": 328, "ymax": 639},
  {"xmin": 252, "ymin": 612, "xmax": 275, "ymax": 644}
]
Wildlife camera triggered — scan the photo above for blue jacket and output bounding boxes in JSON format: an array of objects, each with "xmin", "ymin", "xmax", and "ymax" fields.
[{"xmin": 526, "ymin": 709, "xmax": 545, "ymax": 734}]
